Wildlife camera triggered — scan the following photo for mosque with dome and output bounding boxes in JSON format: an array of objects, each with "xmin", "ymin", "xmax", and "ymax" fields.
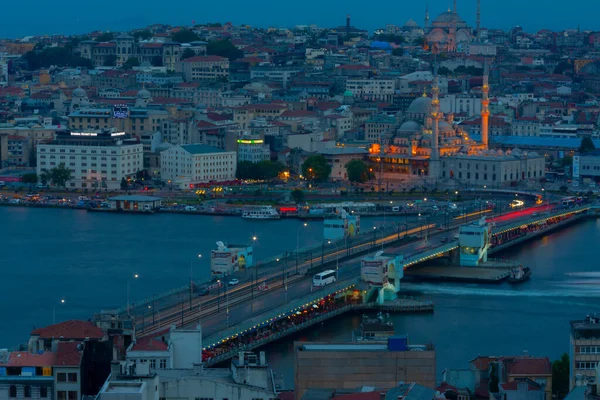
[{"xmin": 368, "ymin": 66, "xmax": 545, "ymax": 188}]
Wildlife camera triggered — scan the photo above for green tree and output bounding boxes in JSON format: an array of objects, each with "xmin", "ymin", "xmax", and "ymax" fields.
[
  {"xmin": 391, "ymin": 48, "xmax": 403, "ymax": 56},
  {"xmin": 257, "ymin": 161, "xmax": 285, "ymax": 180},
  {"xmin": 372, "ymin": 34, "xmax": 404, "ymax": 44},
  {"xmin": 552, "ymin": 353, "xmax": 570, "ymax": 398},
  {"xmin": 23, "ymin": 47, "xmax": 93, "ymax": 69},
  {"xmin": 39, "ymin": 169, "xmax": 51, "ymax": 186},
  {"xmin": 345, "ymin": 159, "xmax": 371, "ymax": 184},
  {"xmin": 133, "ymin": 30, "xmax": 153, "ymax": 41},
  {"xmin": 236, "ymin": 161, "xmax": 258, "ymax": 180},
  {"xmin": 561, "ymin": 155, "xmax": 573, "ymax": 167},
  {"xmin": 122, "ymin": 57, "xmax": 140, "ymax": 69},
  {"xmin": 302, "ymin": 155, "xmax": 331, "ymax": 183},
  {"xmin": 21, "ymin": 173, "xmax": 38, "ymax": 185},
  {"xmin": 151, "ymin": 55, "xmax": 163, "ymax": 67},
  {"xmin": 207, "ymin": 39, "xmax": 243, "ymax": 60},
  {"xmin": 104, "ymin": 54, "xmax": 117, "ymax": 67},
  {"xmin": 291, "ymin": 189, "xmax": 305, "ymax": 204},
  {"xmin": 95, "ymin": 32, "xmax": 114, "ymax": 42},
  {"xmin": 171, "ymin": 29, "xmax": 201, "ymax": 43},
  {"xmin": 181, "ymin": 48, "xmax": 196, "ymax": 60},
  {"xmin": 50, "ymin": 163, "xmax": 72, "ymax": 188},
  {"xmin": 579, "ymin": 137, "xmax": 596, "ymax": 153},
  {"xmin": 120, "ymin": 177, "xmax": 129, "ymax": 192},
  {"xmin": 413, "ymin": 37, "xmax": 426, "ymax": 47}
]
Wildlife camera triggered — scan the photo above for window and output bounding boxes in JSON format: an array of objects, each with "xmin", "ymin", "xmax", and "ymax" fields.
[
  {"xmin": 68, "ymin": 391, "xmax": 78, "ymax": 400},
  {"xmin": 40, "ymin": 387, "xmax": 48, "ymax": 398},
  {"xmin": 58, "ymin": 391, "xmax": 67, "ymax": 400},
  {"xmin": 58, "ymin": 372, "xmax": 67, "ymax": 382},
  {"xmin": 24, "ymin": 386, "xmax": 31, "ymax": 398},
  {"xmin": 160, "ymin": 359, "xmax": 167, "ymax": 369},
  {"xmin": 68, "ymin": 373, "xmax": 78, "ymax": 382},
  {"xmin": 150, "ymin": 359, "xmax": 156, "ymax": 369},
  {"xmin": 9, "ymin": 385, "xmax": 16, "ymax": 398}
]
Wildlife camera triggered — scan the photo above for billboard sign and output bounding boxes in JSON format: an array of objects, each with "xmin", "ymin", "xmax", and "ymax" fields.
[
  {"xmin": 113, "ymin": 104, "xmax": 129, "ymax": 119},
  {"xmin": 573, "ymin": 156, "xmax": 580, "ymax": 179},
  {"xmin": 361, "ymin": 259, "xmax": 385, "ymax": 285}
]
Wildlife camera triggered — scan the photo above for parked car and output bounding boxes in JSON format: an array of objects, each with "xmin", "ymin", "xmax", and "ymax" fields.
[
  {"xmin": 197, "ymin": 288, "xmax": 209, "ymax": 296},
  {"xmin": 440, "ymin": 237, "xmax": 449, "ymax": 243}
]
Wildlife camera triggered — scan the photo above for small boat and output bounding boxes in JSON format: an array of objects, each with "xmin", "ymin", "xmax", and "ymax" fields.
[
  {"xmin": 508, "ymin": 265, "xmax": 531, "ymax": 284},
  {"xmin": 242, "ymin": 206, "xmax": 280, "ymax": 220}
]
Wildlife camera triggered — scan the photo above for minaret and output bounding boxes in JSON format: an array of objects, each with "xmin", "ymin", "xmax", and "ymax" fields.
[
  {"xmin": 346, "ymin": 14, "xmax": 351, "ymax": 35},
  {"xmin": 425, "ymin": 1, "xmax": 430, "ymax": 31},
  {"xmin": 476, "ymin": 0, "xmax": 481, "ymax": 42},
  {"xmin": 481, "ymin": 61, "xmax": 490, "ymax": 150},
  {"xmin": 453, "ymin": 0, "xmax": 457, "ymax": 13},
  {"xmin": 430, "ymin": 63, "xmax": 441, "ymax": 179}
]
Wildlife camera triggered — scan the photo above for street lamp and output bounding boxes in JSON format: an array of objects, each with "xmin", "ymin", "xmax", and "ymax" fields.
[
  {"xmin": 328, "ymin": 240, "xmax": 340, "ymax": 279},
  {"xmin": 190, "ymin": 254, "xmax": 201, "ymax": 310},
  {"xmin": 296, "ymin": 222, "xmax": 308, "ymax": 274},
  {"xmin": 127, "ymin": 274, "xmax": 139, "ymax": 316},
  {"xmin": 53, "ymin": 299, "xmax": 65, "ymax": 324}
]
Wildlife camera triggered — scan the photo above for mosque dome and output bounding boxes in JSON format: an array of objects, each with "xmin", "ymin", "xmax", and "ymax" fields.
[
  {"xmin": 73, "ymin": 88, "xmax": 87, "ymax": 98},
  {"xmin": 438, "ymin": 120, "xmax": 454, "ymax": 133},
  {"xmin": 407, "ymin": 96, "xmax": 432, "ymax": 114},
  {"xmin": 137, "ymin": 89, "xmax": 151, "ymax": 99},
  {"xmin": 404, "ymin": 19, "xmax": 419, "ymax": 28},
  {"xmin": 399, "ymin": 121, "xmax": 421, "ymax": 132},
  {"xmin": 433, "ymin": 11, "xmax": 465, "ymax": 25}
]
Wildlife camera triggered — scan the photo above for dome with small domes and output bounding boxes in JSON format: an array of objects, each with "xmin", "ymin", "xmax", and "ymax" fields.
[
  {"xmin": 399, "ymin": 121, "xmax": 421, "ymax": 132},
  {"xmin": 407, "ymin": 96, "xmax": 432, "ymax": 114},
  {"xmin": 404, "ymin": 19, "xmax": 419, "ymax": 29}
]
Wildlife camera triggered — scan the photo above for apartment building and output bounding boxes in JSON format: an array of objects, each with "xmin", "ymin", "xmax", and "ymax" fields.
[
  {"xmin": 345, "ymin": 79, "xmax": 395, "ymax": 102},
  {"xmin": 571, "ymin": 315, "xmax": 600, "ymax": 389},
  {"xmin": 177, "ymin": 56, "xmax": 230, "ymax": 82},
  {"xmin": 237, "ymin": 135, "xmax": 270, "ymax": 163},
  {"xmin": 160, "ymin": 144, "xmax": 236, "ymax": 186},
  {"xmin": 36, "ymin": 130, "xmax": 143, "ymax": 190}
]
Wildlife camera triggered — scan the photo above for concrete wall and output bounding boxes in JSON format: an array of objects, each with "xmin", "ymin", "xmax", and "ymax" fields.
[
  {"xmin": 161, "ymin": 377, "xmax": 274, "ymax": 400},
  {"xmin": 170, "ymin": 325, "xmax": 202, "ymax": 369},
  {"xmin": 293, "ymin": 342, "xmax": 436, "ymax": 400}
]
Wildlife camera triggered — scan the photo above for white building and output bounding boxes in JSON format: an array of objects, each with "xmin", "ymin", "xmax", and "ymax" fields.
[
  {"xmin": 237, "ymin": 136, "xmax": 270, "ymax": 163},
  {"xmin": 440, "ymin": 94, "xmax": 482, "ymax": 117},
  {"xmin": 36, "ymin": 130, "xmax": 143, "ymax": 190},
  {"xmin": 345, "ymin": 79, "xmax": 395, "ymax": 101},
  {"xmin": 160, "ymin": 144, "xmax": 236, "ymax": 186}
]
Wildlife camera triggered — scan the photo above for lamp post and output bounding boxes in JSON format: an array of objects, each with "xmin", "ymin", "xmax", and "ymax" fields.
[
  {"xmin": 53, "ymin": 299, "xmax": 65, "ymax": 325},
  {"xmin": 216, "ymin": 280, "xmax": 221, "ymax": 312},
  {"xmin": 148, "ymin": 306, "xmax": 162, "ymax": 330},
  {"xmin": 296, "ymin": 222, "xmax": 307, "ymax": 274},
  {"xmin": 190, "ymin": 254, "xmax": 201, "ymax": 310},
  {"xmin": 127, "ymin": 274, "xmax": 139, "ymax": 316},
  {"xmin": 328, "ymin": 240, "xmax": 340, "ymax": 279}
]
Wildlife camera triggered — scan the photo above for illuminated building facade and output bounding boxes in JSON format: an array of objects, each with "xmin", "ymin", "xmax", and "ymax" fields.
[
  {"xmin": 36, "ymin": 130, "xmax": 143, "ymax": 190},
  {"xmin": 237, "ymin": 135, "xmax": 270, "ymax": 163}
]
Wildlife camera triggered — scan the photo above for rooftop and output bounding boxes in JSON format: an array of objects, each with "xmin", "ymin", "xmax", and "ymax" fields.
[
  {"xmin": 108, "ymin": 195, "xmax": 162, "ymax": 202},
  {"xmin": 181, "ymin": 144, "xmax": 229, "ymax": 155},
  {"xmin": 54, "ymin": 342, "xmax": 83, "ymax": 367},
  {"xmin": 0, "ymin": 352, "xmax": 55, "ymax": 367},
  {"xmin": 130, "ymin": 337, "xmax": 169, "ymax": 352},
  {"xmin": 31, "ymin": 320, "xmax": 104, "ymax": 340}
]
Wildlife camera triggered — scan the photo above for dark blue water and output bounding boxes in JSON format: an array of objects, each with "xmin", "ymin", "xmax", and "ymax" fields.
[
  {"xmin": 0, "ymin": 206, "xmax": 397, "ymax": 348},
  {"xmin": 2, "ymin": 207, "xmax": 599, "ymax": 388}
]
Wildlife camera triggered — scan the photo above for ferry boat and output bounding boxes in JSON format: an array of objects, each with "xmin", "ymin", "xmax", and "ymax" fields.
[
  {"xmin": 242, "ymin": 206, "xmax": 280, "ymax": 220},
  {"xmin": 508, "ymin": 265, "xmax": 531, "ymax": 284}
]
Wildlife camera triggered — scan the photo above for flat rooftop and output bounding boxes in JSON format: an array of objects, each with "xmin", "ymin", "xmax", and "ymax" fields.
[
  {"xmin": 301, "ymin": 344, "xmax": 388, "ymax": 351},
  {"xmin": 104, "ymin": 382, "xmax": 144, "ymax": 393}
]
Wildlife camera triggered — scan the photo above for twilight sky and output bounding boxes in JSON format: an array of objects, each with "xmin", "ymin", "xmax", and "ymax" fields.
[{"xmin": 0, "ymin": 0, "xmax": 593, "ymax": 38}]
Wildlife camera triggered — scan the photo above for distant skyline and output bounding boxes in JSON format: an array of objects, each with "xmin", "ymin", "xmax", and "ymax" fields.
[{"xmin": 0, "ymin": 0, "xmax": 594, "ymax": 39}]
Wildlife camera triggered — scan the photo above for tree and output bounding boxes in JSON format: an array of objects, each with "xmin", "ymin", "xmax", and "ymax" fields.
[
  {"xmin": 23, "ymin": 47, "xmax": 93, "ymax": 69},
  {"xmin": 133, "ymin": 30, "xmax": 153, "ymax": 41},
  {"xmin": 391, "ymin": 48, "xmax": 403, "ymax": 57},
  {"xmin": 561, "ymin": 155, "xmax": 573, "ymax": 167},
  {"xmin": 372, "ymin": 34, "xmax": 404, "ymax": 45},
  {"xmin": 151, "ymin": 55, "xmax": 163, "ymax": 67},
  {"xmin": 345, "ymin": 159, "xmax": 371, "ymax": 184},
  {"xmin": 236, "ymin": 161, "xmax": 257, "ymax": 180},
  {"xmin": 181, "ymin": 48, "xmax": 196, "ymax": 60},
  {"xmin": 21, "ymin": 173, "xmax": 38, "ymax": 185},
  {"xmin": 291, "ymin": 189, "xmax": 305, "ymax": 204},
  {"xmin": 579, "ymin": 137, "xmax": 596, "ymax": 153},
  {"xmin": 171, "ymin": 29, "xmax": 201, "ymax": 44},
  {"xmin": 207, "ymin": 39, "xmax": 244, "ymax": 60},
  {"xmin": 104, "ymin": 54, "xmax": 117, "ymax": 67},
  {"xmin": 95, "ymin": 32, "xmax": 115, "ymax": 42},
  {"xmin": 552, "ymin": 353, "xmax": 569, "ymax": 398},
  {"xmin": 120, "ymin": 177, "xmax": 129, "ymax": 192},
  {"xmin": 302, "ymin": 155, "xmax": 332, "ymax": 183},
  {"xmin": 39, "ymin": 169, "xmax": 51, "ymax": 186},
  {"xmin": 257, "ymin": 160, "xmax": 285, "ymax": 180},
  {"xmin": 49, "ymin": 163, "xmax": 72, "ymax": 188},
  {"xmin": 122, "ymin": 57, "xmax": 140, "ymax": 69}
]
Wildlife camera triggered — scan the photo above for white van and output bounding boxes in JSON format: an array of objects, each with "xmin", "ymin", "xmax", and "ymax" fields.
[{"xmin": 185, "ymin": 205, "xmax": 197, "ymax": 211}]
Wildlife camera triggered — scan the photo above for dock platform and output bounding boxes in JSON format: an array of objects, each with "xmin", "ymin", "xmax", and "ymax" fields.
[{"xmin": 404, "ymin": 265, "xmax": 511, "ymax": 283}]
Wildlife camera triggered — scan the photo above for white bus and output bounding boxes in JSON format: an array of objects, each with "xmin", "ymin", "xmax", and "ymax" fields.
[{"xmin": 313, "ymin": 270, "xmax": 337, "ymax": 287}]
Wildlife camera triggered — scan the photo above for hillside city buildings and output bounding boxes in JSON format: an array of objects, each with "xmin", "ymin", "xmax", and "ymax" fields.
[{"xmin": 1, "ymin": 1, "xmax": 600, "ymax": 190}]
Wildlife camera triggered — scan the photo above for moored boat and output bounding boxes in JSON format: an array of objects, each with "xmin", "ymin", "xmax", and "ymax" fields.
[
  {"xmin": 508, "ymin": 265, "xmax": 531, "ymax": 284},
  {"xmin": 241, "ymin": 206, "xmax": 280, "ymax": 220}
]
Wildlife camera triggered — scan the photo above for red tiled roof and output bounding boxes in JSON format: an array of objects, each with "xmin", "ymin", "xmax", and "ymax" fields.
[
  {"xmin": 180, "ymin": 55, "xmax": 228, "ymax": 63},
  {"xmin": 503, "ymin": 357, "xmax": 551, "ymax": 376},
  {"xmin": 337, "ymin": 64, "xmax": 370, "ymax": 70},
  {"xmin": 278, "ymin": 392, "xmax": 295, "ymax": 400},
  {"xmin": 500, "ymin": 381, "xmax": 540, "ymax": 391},
  {"xmin": 1, "ymin": 352, "xmax": 55, "ymax": 367},
  {"xmin": 471, "ymin": 356, "xmax": 496, "ymax": 371},
  {"xmin": 31, "ymin": 320, "xmax": 104, "ymax": 340},
  {"xmin": 141, "ymin": 43, "xmax": 163, "ymax": 48},
  {"xmin": 206, "ymin": 112, "xmax": 231, "ymax": 122},
  {"xmin": 95, "ymin": 42, "xmax": 116, "ymax": 48},
  {"xmin": 131, "ymin": 337, "xmax": 169, "ymax": 352},
  {"xmin": 31, "ymin": 92, "xmax": 52, "ymax": 99},
  {"xmin": 196, "ymin": 120, "xmax": 217, "ymax": 128},
  {"xmin": 150, "ymin": 97, "xmax": 190, "ymax": 105},
  {"xmin": 437, "ymin": 382, "xmax": 459, "ymax": 393},
  {"xmin": 8, "ymin": 135, "xmax": 28, "ymax": 141},
  {"xmin": 55, "ymin": 342, "xmax": 83, "ymax": 367},
  {"xmin": 315, "ymin": 101, "xmax": 342, "ymax": 111}
]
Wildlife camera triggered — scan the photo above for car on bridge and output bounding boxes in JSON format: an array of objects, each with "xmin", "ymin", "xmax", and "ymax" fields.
[
  {"xmin": 197, "ymin": 288, "xmax": 209, "ymax": 296},
  {"xmin": 228, "ymin": 278, "xmax": 240, "ymax": 286}
]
